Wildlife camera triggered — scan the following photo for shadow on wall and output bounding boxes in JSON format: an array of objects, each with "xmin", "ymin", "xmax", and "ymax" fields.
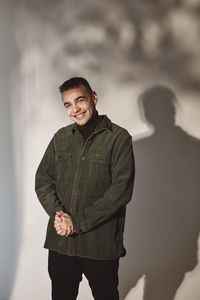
[{"xmin": 120, "ymin": 86, "xmax": 200, "ymax": 300}]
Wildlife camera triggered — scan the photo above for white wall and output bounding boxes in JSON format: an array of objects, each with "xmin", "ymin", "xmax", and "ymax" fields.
[{"xmin": 1, "ymin": 1, "xmax": 200, "ymax": 299}]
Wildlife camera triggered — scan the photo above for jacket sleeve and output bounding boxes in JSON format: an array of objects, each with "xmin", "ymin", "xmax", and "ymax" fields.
[
  {"xmin": 35, "ymin": 135, "xmax": 65, "ymax": 217},
  {"xmin": 71, "ymin": 133, "xmax": 135, "ymax": 233}
]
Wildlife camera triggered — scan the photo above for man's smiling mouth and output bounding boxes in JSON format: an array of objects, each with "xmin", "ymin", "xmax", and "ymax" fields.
[{"xmin": 75, "ymin": 112, "xmax": 86, "ymax": 119}]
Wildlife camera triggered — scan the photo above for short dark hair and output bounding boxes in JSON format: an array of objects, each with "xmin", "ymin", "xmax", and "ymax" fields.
[{"xmin": 59, "ymin": 77, "xmax": 93, "ymax": 94}]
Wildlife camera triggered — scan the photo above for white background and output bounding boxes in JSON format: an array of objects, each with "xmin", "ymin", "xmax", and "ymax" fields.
[{"xmin": 1, "ymin": 1, "xmax": 200, "ymax": 299}]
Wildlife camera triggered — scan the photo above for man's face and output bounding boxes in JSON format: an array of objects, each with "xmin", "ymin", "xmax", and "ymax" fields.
[{"xmin": 61, "ymin": 85, "xmax": 98, "ymax": 126}]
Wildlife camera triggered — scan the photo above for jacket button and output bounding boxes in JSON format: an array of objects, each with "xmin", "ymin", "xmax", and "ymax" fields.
[{"xmin": 82, "ymin": 156, "xmax": 85, "ymax": 160}]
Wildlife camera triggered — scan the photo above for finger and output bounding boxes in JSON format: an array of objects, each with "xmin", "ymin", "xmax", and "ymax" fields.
[
  {"xmin": 63, "ymin": 227, "xmax": 70, "ymax": 237},
  {"xmin": 68, "ymin": 226, "xmax": 74, "ymax": 236},
  {"xmin": 61, "ymin": 215, "xmax": 68, "ymax": 222},
  {"xmin": 55, "ymin": 225, "xmax": 63, "ymax": 233},
  {"xmin": 56, "ymin": 211, "xmax": 63, "ymax": 215},
  {"xmin": 54, "ymin": 221, "xmax": 62, "ymax": 226},
  {"xmin": 56, "ymin": 211, "xmax": 63, "ymax": 219},
  {"xmin": 70, "ymin": 227, "xmax": 74, "ymax": 235},
  {"xmin": 55, "ymin": 216, "xmax": 62, "ymax": 223},
  {"xmin": 54, "ymin": 225, "xmax": 62, "ymax": 231},
  {"xmin": 60, "ymin": 229, "xmax": 67, "ymax": 236},
  {"xmin": 54, "ymin": 218, "xmax": 61, "ymax": 223},
  {"xmin": 68, "ymin": 225, "xmax": 73, "ymax": 234},
  {"xmin": 56, "ymin": 229, "xmax": 62, "ymax": 235},
  {"xmin": 68, "ymin": 226, "xmax": 72, "ymax": 236},
  {"xmin": 54, "ymin": 220, "xmax": 62, "ymax": 227},
  {"xmin": 55, "ymin": 226, "xmax": 60, "ymax": 232},
  {"xmin": 54, "ymin": 222, "xmax": 62, "ymax": 229},
  {"xmin": 57, "ymin": 228, "xmax": 66, "ymax": 235}
]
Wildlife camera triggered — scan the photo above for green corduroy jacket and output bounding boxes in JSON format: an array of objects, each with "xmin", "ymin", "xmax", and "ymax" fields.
[{"xmin": 35, "ymin": 114, "xmax": 135, "ymax": 260}]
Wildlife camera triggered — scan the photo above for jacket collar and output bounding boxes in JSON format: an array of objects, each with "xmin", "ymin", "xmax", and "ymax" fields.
[{"xmin": 71, "ymin": 114, "xmax": 112, "ymax": 135}]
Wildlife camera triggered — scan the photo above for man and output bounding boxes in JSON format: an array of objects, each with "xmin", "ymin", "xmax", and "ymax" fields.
[{"xmin": 35, "ymin": 77, "xmax": 135, "ymax": 300}]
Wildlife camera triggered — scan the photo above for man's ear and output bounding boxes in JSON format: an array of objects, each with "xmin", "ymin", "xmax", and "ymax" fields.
[{"xmin": 93, "ymin": 91, "xmax": 98, "ymax": 105}]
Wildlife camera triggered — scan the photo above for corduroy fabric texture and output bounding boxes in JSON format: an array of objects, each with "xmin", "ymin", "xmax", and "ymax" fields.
[{"xmin": 35, "ymin": 115, "xmax": 135, "ymax": 260}]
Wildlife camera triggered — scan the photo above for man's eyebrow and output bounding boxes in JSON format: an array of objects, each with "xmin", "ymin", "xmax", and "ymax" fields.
[
  {"xmin": 63, "ymin": 96, "xmax": 87, "ymax": 106},
  {"xmin": 74, "ymin": 95, "xmax": 87, "ymax": 101}
]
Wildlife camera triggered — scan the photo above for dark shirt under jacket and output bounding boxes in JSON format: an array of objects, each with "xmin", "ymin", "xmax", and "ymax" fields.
[{"xmin": 77, "ymin": 110, "xmax": 102, "ymax": 143}]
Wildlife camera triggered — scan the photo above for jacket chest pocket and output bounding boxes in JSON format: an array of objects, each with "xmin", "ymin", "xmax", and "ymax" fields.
[
  {"xmin": 89, "ymin": 153, "xmax": 111, "ymax": 189},
  {"xmin": 56, "ymin": 151, "xmax": 73, "ymax": 178},
  {"xmin": 90, "ymin": 153, "xmax": 110, "ymax": 165}
]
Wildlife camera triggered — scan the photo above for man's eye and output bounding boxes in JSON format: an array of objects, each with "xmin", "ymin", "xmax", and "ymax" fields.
[{"xmin": 78, "ymin": 98, "xmax": 84, "ymax": 102}]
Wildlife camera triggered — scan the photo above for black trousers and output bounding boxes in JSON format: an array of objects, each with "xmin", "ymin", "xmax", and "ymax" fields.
[{"xmin": 48, "ymin": 250, "xmax": 120, "ymax": 300}]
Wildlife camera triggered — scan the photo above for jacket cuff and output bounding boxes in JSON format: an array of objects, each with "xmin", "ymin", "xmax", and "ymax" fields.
[
  {"xmin": 50, "ymin": 205, "xmax": 65, "ymax": 219},
  {"xmin": 71, "ymin": 211, "xmax": 88, "ymax": 233}
]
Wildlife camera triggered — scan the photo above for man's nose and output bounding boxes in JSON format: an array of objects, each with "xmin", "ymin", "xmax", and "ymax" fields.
[{"xmin": 72, "ymin": 102, "xmax": 80, "ymax": 113}]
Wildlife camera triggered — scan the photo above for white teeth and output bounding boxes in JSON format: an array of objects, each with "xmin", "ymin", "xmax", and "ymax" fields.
[{"xmin": 76, "ymin": 113, "xmax": 84, "ymax": 119}]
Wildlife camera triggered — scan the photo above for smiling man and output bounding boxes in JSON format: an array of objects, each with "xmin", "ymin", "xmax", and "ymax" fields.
[
  {"xmin": 35, "ymin": 77, "xmax": 135, "ymax": 300},
  {"xmin": 62, "ymin": 83, "xmax": 98, "ymax": 126}
]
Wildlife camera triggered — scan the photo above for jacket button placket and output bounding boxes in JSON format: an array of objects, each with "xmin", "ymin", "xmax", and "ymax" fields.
[{"xmin": 70, "ymin": 137, "xmax": 88, "ymax": 214}]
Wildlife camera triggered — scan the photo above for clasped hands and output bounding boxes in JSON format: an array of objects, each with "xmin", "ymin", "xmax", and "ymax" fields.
[{"xmin": 54, "ymin": 211, "xmax": 74, "ymax": 237}]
